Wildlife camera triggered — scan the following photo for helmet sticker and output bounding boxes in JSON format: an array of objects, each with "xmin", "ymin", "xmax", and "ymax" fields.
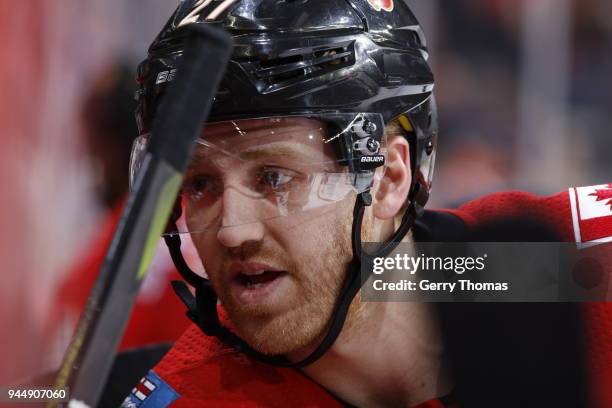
[
  {"xmin": 177, "ymin": 0, "xmax": 238, "ymax": 27},
  {"xmin": 155, "ymin": 69, "xmax": 177, "ymax": 85},
  {"xmin": 367, "ymin": 0, "xmax": 394, "ymax": 12}
]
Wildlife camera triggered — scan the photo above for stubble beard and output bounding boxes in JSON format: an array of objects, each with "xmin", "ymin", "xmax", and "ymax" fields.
[{"xmin": 211, "ymin": 213, "xmax": 354, "ymax": 356}]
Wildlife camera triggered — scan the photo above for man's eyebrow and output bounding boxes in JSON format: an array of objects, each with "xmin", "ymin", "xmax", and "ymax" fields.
[
  {"xmin": 188, "ymin": 148, "xmax": 215, "ymax": 168},
  {"xmin": 186, "ymin": 142, "xmax": 335, "ymax": 170},
  {"xmin": 239, "ymin": 144, "xmax": 325, "ymax": 163}
]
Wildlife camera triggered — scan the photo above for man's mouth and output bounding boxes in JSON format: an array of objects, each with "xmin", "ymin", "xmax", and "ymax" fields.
[
  {"xmin": 236, "ymin": 270, "xmax": 285, "ymax": 289},
  {"xmin": 228, "ymin": 262, "xmax": 290, "ymax": 306}
]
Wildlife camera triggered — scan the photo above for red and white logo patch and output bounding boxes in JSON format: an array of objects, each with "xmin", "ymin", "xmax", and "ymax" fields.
[
  {"xmin": 569, "ymin": 183, "xmax": 612, "ymax": 248},
  {"xmin": 132, "ymin": 377, "xmax": 157, "ymax": 401},
  {"xmin": 367, "ymin": 0, "xmax": 394, "ymax": 12}
]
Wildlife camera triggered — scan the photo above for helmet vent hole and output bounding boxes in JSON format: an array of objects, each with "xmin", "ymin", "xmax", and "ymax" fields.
[
  {"xmin": 246, "ymin": 43, "xmax": 355, "ymax": 93},
  {"xmin": 410, "ymin": 31, "xmax": 421, "ymax": 47},
  {"xmin": 259, "ymin": 54, "xmax": 303, "ymax": 69}
]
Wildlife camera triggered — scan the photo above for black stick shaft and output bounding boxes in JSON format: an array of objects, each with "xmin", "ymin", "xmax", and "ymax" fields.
[{"xmin": 50, "ymin": 25, "xmax": 232, "ymax": 408}]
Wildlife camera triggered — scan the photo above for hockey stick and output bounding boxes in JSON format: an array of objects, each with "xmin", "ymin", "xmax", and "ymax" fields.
[{"xmin": 48, "ymin": 24, "xmax": 232, "ymax": 408}]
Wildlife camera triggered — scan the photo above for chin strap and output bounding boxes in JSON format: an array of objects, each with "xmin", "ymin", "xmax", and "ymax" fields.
[{"xmin": 166, "ymin": 186, "xmax": 421, "ymax": 368}]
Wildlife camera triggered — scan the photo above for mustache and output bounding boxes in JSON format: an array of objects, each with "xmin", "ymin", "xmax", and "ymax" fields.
[{"xmin": 218, "ymin": 244, "xmax": 294, "ymax": 274}]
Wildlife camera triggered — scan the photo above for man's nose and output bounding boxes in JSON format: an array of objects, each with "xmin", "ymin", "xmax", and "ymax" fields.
[{"xmin": 216, "ymin": 186, "xmax": 265, "ymax": 248}]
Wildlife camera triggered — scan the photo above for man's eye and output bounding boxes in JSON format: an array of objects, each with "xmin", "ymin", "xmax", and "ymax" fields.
[
  {"xmin": 182, "ymin": 176, "xmax": 212, "ymax": 200},
  {"xmin": 258, "ymin": 168, "xmax": 296, "ymax": 191}
]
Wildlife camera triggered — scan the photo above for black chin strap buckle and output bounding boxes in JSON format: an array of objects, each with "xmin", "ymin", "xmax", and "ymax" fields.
[
  {"xmin": 171, "ymin": 278, "xmax": 224, "ymax": 337},
  {"xmin": 195, "ymin": 280, "xmax": 223, "ymax": 337},
  {"xmin": 411, "ymin": 182, "xmax": 429, "ymax": 218}
]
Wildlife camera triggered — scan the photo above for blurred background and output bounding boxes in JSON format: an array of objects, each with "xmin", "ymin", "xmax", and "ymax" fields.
[{"xmin": 0, "ymin": 0, "xmax": 610, "ymax": 386}]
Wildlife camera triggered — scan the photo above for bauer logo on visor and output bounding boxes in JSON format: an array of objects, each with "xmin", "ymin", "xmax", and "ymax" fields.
[{"xmin": 360, "ymin": 155, "xmax": 385, "ymax": 170}]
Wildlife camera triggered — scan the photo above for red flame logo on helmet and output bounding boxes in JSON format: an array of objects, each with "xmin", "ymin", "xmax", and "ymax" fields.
[
  {"xmin": 590, "ymin": 184, "xmax": 612, "ymax": 211},
  {"xmin": 367, "ymin": 0, "xmax": 394, "ymax": 12}
]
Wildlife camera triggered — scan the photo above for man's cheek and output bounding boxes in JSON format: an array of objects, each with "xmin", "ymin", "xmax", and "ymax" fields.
[
  {"xmin": 206, "ymin": 270, "xmax": 229, "ymax": 297},
  {"xmin": 195, "ymin": 238, "xmax": 221, "ymax": 269},
  {"xmin": 199, "ymin": 255, "xmax": 223, "ymax": 285}
]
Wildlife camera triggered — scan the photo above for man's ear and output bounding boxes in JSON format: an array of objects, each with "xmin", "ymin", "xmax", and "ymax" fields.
[{"xmin": 373, "ymin": 135, "xmax": 412, "ymax": 220}]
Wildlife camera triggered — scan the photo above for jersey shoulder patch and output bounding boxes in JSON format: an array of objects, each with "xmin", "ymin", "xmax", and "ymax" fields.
[
  {"xmin": 569, "ymin": 184, "xmax": 612, "ymax": 248},
  {"xmin": 121, "ymin": 370, "xmax": 179, "ymax": 408}
]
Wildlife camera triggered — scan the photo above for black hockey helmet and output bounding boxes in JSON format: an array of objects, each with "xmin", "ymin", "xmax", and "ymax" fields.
[{"xmin": 132, "ymin": 0, "xmax": 437, "ymax": 367}]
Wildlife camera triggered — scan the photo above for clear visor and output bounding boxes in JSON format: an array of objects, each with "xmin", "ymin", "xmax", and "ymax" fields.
[{"xmin": 129, "ymin": 113, "xmax": 386, "ymax": 235}]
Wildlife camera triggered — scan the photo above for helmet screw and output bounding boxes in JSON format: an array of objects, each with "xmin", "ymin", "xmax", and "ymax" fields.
[
  {"xmin": 364, "ymin": 120, "xmax": 377, "ymax": 134},
  {"xmin": 426, "ymin": 140, "xmax": 434, "ymax": 155},
  {"xmin": 366, "ymin": 138, "xmax": 380, "ymax": 153}
]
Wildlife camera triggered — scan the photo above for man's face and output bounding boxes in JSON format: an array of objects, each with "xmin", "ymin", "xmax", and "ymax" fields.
[{"xmin": 182, "ymin": 117, "xmax": 358, "ymax": 355}]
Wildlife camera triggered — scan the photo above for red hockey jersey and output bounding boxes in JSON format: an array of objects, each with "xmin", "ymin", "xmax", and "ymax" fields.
[{"xmin": 121, "ymin": 187, "xmax": 612, "ymax": 408}]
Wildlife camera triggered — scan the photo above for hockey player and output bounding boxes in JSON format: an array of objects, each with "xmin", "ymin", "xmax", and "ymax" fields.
[{"xmin": 121, "ymin": 1, "xmax": 612, "ymax": 407}]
